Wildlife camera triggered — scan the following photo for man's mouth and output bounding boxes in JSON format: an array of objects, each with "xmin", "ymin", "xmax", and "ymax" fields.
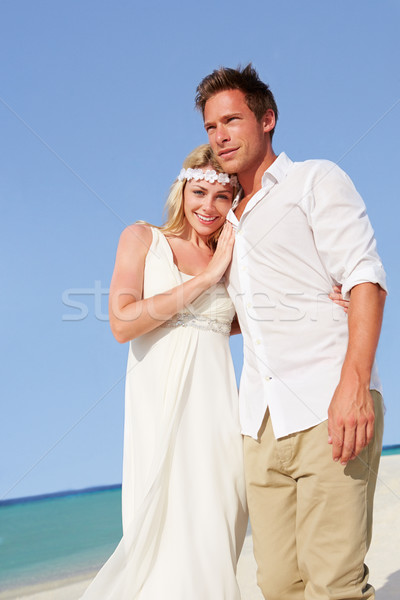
[
  {"xmin": 195, "ymin": 213, "xmax": 218, "ymax": 224},
  {"xmin": 218, "ymin": 147, "xmax": 238, "ymax": 159}
]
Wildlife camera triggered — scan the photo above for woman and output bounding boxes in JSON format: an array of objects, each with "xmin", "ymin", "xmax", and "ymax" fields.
[{"xmin": 81, "ymin": 145, "xmax": 248, "ymax": 599}]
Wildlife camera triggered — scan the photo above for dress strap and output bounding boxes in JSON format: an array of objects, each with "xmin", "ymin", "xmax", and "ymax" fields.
[
  {"xmin": 151, "ymin": 227, "xmax": 178, "ymax": 271},
  {"xmin": 149, "ymin": 227, "xmax": 182, "ymax": 282}
]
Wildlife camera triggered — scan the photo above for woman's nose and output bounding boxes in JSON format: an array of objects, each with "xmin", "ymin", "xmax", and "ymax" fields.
[{"xmin": 202, "ymin": 194, "xmax": 215, "ymax": 212}]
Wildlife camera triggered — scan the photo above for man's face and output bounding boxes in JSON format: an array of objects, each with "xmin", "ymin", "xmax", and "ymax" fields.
[{"xmin": 203, "ymin": 89, "xmax": 271, "ymax": 177}]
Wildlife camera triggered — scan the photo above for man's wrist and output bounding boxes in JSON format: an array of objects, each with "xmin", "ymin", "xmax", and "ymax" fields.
[{"xmin": 338, "ymin": 361, "xmax": 372, "ymax": 392}]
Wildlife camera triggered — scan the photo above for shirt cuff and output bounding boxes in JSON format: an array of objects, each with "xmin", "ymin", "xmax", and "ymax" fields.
[{"xmin": 341, "ymin": 266, "xmax": 388, "ymax": 299}]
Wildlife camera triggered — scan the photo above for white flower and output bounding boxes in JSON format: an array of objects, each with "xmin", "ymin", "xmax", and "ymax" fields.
[
  {"xmin": 178, "ymin": 168, "xmax": 186, "ymax": 182},
  {"xmin": 193, "ymin": 169, "xmax": 204, "ymax": 181},
  {"xmin": 204, "ymin": 169, "xmax": 218, "ymax": 183},
  {"xmin": 217, "ymin": 173, "xmax": 230, "ymax": 185}
]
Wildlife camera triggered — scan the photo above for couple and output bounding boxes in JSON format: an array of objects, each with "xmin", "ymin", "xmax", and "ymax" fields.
[{"xmin": 82, "ymin": 65, "xmax": 387, "ymax": 599}]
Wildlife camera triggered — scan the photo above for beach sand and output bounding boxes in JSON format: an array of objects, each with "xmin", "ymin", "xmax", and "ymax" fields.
[{"xmin": 3, "ymin": 454, "xmax": 399, "ymax": 600}]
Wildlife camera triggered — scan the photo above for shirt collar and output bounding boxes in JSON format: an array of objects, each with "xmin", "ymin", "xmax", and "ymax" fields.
[
  {"xmin": 227, "ymin": 152, "xmax": 293, "ymax": 224},
  {"xmin": 261, "ymin": 152, "xmax": 293, "ymax": 188}
]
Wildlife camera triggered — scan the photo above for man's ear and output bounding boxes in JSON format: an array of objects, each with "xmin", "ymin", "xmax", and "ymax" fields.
[{"xmin": 262, "ymin": 109, "xmax": 276, "ymax": 134}]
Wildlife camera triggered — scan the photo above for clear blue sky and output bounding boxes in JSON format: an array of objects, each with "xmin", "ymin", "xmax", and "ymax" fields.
[{"xmin": 1, "ymin": 1, "xmax": 399, "ymax": 499}]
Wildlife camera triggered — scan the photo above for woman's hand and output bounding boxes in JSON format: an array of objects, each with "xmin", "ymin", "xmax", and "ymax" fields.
[
  {"xmin": 203, "ymin": 223, "xmax": 235, "ymax": 286},
  {"xmin": 329, "ymin": 285, "xmax": 349, "ymax": 313},
  {"xmin": 109, "ymin": 224, "xmax": 236, "ymax": 343}
]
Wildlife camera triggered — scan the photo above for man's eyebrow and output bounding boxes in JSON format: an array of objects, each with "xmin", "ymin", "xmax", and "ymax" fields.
[{"xmin": 204, "ymin": 112, "xmax": 242, "ymax": 128}]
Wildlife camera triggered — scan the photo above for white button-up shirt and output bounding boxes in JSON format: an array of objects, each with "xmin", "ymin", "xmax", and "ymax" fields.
[{"xmin": 226, "ymin": 153, "xmax": 387, "ymax": 440}]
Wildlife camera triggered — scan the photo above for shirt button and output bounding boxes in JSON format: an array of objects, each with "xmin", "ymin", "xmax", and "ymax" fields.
[
  {"xmin": 241, "ymin": 265, "xmax": 247, "ymax": 272},
  {"xmin": 264, "ymin": 376, "xmax": 272, "ymax": 381},
  {"xmin": 246, "ymin": 302, "xmax": 252, "ymax": 308},
  {"xmin": 255, "ymin": 339, "xmax": 261, "ymax": 345}
]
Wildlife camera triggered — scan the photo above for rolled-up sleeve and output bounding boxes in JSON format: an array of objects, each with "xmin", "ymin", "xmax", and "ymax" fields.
[{"xmin": 303, "ymin": 161, "xmax": 387, "ymax": 299}]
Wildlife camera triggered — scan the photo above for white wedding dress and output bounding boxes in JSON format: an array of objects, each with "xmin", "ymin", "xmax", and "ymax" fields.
[{"xmin": 81, "ymin": 227, "xmax": 248, "ymax": 599}]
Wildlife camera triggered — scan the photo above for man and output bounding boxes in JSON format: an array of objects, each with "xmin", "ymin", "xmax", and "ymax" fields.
[{"xmin": 195, "ymin": 65, "xmax": 387, "ymax": 599}]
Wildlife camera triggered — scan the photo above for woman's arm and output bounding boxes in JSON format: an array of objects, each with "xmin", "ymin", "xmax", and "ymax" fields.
[
  {"xmin": 109, "ymin": 223, "xmax": 235, "ymax": 343},
  {"xmin": 329, "ymin": 285, "xmax": 350, "ymax": 313}
]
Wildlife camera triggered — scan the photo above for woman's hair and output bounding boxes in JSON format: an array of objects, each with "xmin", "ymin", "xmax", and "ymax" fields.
[{"xmin": 140, "ymin": 144, "xmax": 238, "ymax": 250}]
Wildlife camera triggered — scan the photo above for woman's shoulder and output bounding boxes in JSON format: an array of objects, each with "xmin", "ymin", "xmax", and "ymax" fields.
[
  {"xmin": 117, "ymin": 223, "xmax": 154, "ymax": 259},
  {"xmin": 120, "ymin": 223, "xmax": 153, "ymax": 245}
]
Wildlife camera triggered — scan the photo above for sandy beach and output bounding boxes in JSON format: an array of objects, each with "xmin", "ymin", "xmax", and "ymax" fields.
[{"xmin": 3, "ymin": 454, "xmax": 399, "ymax": 600}]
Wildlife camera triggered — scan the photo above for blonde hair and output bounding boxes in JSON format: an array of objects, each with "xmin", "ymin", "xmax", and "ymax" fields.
[{"xmin": 140, "ymin": 144, "xmax": 238, "ymax": 250}]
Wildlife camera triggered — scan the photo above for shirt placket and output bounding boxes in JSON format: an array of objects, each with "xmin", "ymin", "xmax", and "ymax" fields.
[{"xmin": 235, "ymin": 225, "xmax": 274, "ymax": 391}]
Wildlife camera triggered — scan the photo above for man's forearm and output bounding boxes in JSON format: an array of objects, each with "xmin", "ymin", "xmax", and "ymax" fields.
[{"xmin": 341, "ymin": 282, "xmax": 386, "ymax": 381}]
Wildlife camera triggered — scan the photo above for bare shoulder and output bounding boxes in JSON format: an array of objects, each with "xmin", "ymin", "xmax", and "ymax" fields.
[{"xmin": 118, "ymin": 223, "xmax": 153, "ymax": 256}]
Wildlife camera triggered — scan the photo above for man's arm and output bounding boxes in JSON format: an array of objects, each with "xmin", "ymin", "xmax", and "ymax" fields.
[{"xmin": 328, "ymin": 282, "xmax": 386, "ymax": 464}]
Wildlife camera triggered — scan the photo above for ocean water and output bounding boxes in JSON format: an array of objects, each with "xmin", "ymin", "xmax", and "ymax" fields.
[
  {"xmin": 0, "ymin": 486, "xmax": 122, "ymax": 591},
  {"xmin": 382, "ymin": 444, "xmax": 400, "ymax": 456}
]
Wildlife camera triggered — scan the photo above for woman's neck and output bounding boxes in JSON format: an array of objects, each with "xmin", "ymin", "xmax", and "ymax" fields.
[{"xmin": 180, "ymin": 223, "xmax": 211, "ymax": 252}]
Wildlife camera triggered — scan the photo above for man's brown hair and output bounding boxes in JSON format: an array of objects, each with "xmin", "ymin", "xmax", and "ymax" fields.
[{"xmin": 195, "ymin": 63, "xmax": 278, "ymax": 139}]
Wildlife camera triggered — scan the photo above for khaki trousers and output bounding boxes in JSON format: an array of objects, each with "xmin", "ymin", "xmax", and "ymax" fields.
[{"xmin": 244, "ymin": 391, "xmax": 384, "ymax": 600}]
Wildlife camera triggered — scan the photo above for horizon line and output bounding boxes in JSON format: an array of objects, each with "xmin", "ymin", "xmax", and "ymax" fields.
[{"xmin": 2, "ymin": 444, "xmax": 400, "ymax": 506}]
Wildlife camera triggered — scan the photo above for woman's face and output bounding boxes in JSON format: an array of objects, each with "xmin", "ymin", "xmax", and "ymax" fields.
[{"xmin": 183, "ymin": 168, "xmax": 234, "ymax": 237}]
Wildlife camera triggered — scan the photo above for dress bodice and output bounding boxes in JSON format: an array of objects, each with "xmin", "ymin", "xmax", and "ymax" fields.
[{"xmin": 143, "ymin": 228, "xmax": 235, "ymax": 332}]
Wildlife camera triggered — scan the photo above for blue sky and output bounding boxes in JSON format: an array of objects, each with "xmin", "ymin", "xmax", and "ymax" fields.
[{"xmin": 1, "ymin": 1, "xmax": 399, "ymax": 499}]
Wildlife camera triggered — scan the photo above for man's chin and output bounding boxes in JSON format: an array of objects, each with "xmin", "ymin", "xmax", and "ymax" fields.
[{"xmin": 216, "ymin": 158, "xmax": 238, "ymax": 174}]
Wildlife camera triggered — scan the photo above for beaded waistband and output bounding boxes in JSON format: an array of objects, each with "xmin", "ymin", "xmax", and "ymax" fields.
[{"xmin": 162, "ymin": 313, "xmax": 231, "ymax": 336}]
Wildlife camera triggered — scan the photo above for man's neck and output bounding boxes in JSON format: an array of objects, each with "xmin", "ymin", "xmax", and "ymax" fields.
[{"xmin": 235, "ymin": 149, "xmax": 277, "ymax": 220}]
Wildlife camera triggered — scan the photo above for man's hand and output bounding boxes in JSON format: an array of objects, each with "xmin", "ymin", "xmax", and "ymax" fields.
[{"xmin": 328, "ymin": 376, "xmax": 375, "ymax": 464}]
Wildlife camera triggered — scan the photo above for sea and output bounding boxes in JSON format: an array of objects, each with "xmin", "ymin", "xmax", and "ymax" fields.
[
  {"xmin": 0, "ymin": 485, "xmax": 122, "ymax": 592},
  {"xmin": 1, "ymin": 445, "xmax": 399, "ymax": 592}
]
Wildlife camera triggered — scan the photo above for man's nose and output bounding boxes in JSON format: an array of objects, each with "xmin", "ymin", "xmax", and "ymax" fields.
[{"xmin": 215, "ymin": 123, "xmax": 230, "ymax": 145}]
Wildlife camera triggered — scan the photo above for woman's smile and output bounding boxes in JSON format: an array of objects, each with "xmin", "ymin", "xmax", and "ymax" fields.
[{"xmin": 194, "ymin": 212, "xmax": 219, "ymax": 224}]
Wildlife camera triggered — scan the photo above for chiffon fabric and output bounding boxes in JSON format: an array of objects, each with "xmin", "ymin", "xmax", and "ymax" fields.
[{"xmin": 81, "ymin": 227, "xmax": 248, "ymax": 599}]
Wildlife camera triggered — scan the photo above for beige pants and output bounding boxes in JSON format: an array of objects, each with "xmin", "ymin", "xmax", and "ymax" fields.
[{"xmin": 244, "ymin": 391, "xmax": 384, "ymax": 600}]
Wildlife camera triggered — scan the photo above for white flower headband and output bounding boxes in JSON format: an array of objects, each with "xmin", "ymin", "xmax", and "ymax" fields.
[{"xmin": 178, "ymin": 167, "xmax": 238, "ymax": 187}]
